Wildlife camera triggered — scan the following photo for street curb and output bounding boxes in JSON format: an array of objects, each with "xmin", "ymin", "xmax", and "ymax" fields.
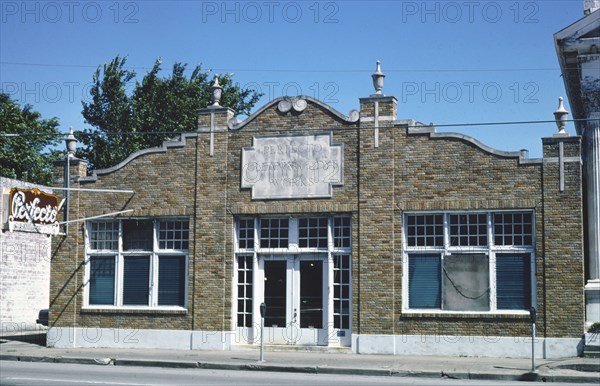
[
  {"xmin": 0, "ymin": 355, "xmax": 113, "ymax": 366},
  {"xmin": 317, "ymin": 366, "xmax": 395, "ymax": 376},
  {"xmin": 2, "ymin": 354, "xmax": 600, "ymax": 383},
  {"xmin": 114, "ymin": 359, "xmax": 199, "ymax": 368}
]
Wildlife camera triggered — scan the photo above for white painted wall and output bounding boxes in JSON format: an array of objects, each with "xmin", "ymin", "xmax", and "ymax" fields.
[{"xmin": 0, "ymin": 177, "xmax": 52, "ymax": 334}]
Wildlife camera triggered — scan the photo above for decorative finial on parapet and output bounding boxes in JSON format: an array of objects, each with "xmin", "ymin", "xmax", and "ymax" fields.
[
  {"xmin": 211, "ymin": 75, "xmax": 223, "ymax": 107},
  {"xmin": 371, "ymin": 60, "xmax": 385, "ymax": 95},
  {"xmin": 65, "ymin": 126, "xmax": 77, "ymax": 156},
  {"xmin": 553, "ymin": 97, "xmax": 569, "ymax": 136}
]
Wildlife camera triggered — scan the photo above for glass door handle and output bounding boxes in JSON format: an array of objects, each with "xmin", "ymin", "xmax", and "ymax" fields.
[{"xmin": 293, "ymin": 308, "xmax": 297, "ymax": 324}]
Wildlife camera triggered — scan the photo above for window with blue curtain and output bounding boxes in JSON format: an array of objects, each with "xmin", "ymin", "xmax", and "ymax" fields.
[
  {"xmin": 123, "ymin": 256, "xmax": 150, "ymax": 305},
  {"xmin": 87, "ymin": 218, "xmax": 189, "ymax": 308},
  {"xmin": 405, "ymin": 212, "xmax": 534, "ymax": 312},
  {"xmin": 496, "ymin": 254, "xmax": 531, "ymax": 310},
  {"xmin": 89, "ymin": 256, "xmax": 115, "ymax": 305},
  {"xmin": 158, "ymin": 256, "xmax": 185, "ymax": 306},
  {"xmin": 408, "ymin": 254, "xmax": 441, "ymax": 308}
]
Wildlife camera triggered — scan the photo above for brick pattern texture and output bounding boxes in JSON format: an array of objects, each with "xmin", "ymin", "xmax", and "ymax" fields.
[{"xmin": 49, "ymin": 96, "xmax": 585, "ymax": 341}]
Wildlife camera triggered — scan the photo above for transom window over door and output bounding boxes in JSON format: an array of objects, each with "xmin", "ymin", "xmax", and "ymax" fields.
[
  {"xmin": 86, "ymin": 218, "xmax": 189, "ymax": 308},
  {"xmin": 404, "ymin": 211, "xmax": 534, "ymax": 313},
  {"xmin": 299, "ymin": 218, "xmax": 328, "ymax": 248},
  {"xmin": 260, "ymin": 218, "xmax": 289, "ymax": 249},
  {"xmin": 237, "ymin": 216, "xmax": 352, "ymax": 253}
]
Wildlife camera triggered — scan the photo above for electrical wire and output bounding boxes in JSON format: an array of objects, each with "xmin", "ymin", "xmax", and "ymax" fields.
[
  {"xmin": 0, "ymin": 61, "xmax": 565, "ymax": 73},
  {"xmin": 1, "ymin": 118, "xmax": 597, "ymax": 138}
]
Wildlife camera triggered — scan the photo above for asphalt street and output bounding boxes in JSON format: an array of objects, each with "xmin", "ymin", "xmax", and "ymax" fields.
[
  {"xmin": 1, "ymin": 333, "xmax": 599, "ymax": 384},
  {"xmin": 0, "ymin": 361, "xmax": 583, "ymax": 386}
]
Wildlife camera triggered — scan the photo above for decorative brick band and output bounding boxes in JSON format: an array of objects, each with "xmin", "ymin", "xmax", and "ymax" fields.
[
  {"xmin": 80, "ymin": 207, "xmax": 193, "ymax": 218},
  {"xmin": 80, "ymin": 308, "xmax": 188, "ymax": 316},
  {"xmin": 229, "ymin": 202, "xmax": 356, "ymax": 215},
  {"xmin": 397, "ymin": 199, "xmax": 539, "ymax": 211},
  {"xmin": 400, "ymin": 312, "xmax": 530, "ymax": 320}
]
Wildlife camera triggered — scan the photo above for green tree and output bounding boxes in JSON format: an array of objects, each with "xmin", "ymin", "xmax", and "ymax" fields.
[
  {"xmin": 0, "ymin": 92, "xmax": 61, "ymax": 185},
  {"xmin": 78, "ymin": 56, "xmax": 261, "ymax": 170}
]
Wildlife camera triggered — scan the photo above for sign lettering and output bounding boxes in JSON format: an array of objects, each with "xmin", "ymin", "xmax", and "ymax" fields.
[
  {"xmin": 8, "ymin": 188, "xmax": 60, "ymax": 235},
  {"xmin": 241, "ymin": 133, "xmax": 344, "ymax": 199}
]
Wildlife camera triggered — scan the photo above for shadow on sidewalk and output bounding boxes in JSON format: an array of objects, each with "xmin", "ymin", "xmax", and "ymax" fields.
[{"xmin": 0, "ymin": 332, "xmax": 46, "ymax": 346}]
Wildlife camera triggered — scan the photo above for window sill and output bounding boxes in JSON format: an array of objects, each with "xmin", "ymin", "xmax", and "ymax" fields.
[
  {"xmin": 401, "ymin": 310, "xmax": 530, "ymax": 319},
  {"xmin": 81, "ymin": 307, "xmax": 188, "ymax": 315}
]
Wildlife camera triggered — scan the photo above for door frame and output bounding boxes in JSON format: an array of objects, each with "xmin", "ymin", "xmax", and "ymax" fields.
[
  {"xmin": 233, "ymin": 252, "xmax": 352, "ymax": 347},
  {"xmin": 259, "ymin": 254, "xmax": 328, "ymax": 346}
]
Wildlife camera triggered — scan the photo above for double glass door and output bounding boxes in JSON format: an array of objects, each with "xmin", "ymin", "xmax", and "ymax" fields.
[
  {"xmin": 235, "ymin": 252, "xmax": 351, "ymax": 347},
  {"xmin": 262, "ymin": 255, "xmax": 328, "ymax": 346}
]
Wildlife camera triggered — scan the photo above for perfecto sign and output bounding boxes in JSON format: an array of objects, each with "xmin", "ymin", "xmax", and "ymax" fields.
[
  {"xmin": 8, "ymin": 187, "xmax": 60, "ymax": 235},
  {"xmin": 241, "ymin": 133, "xmax": 344, "ymax": 199}
]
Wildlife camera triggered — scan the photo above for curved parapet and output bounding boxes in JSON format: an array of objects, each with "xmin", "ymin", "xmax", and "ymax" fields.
[
  {"xmin": 79, "ymin": 133, "xmax": 198, "ymax": 181},
  {"xmin": 227, "ymin": 95, "xmax": 360, "ymax": 130},
  {"xmin": 405, "ymin": 122, "xmax": 541, "ymax": 165},
  {"xmin": 77, "ymin": 96, "xmax": 359, "ymax": 181}
]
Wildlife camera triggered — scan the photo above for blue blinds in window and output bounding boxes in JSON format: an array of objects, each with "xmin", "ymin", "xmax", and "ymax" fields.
[
  {"xmin": 496, "ymin": 254, "xmax": 531, "ymax": 310},
  {"xmin": 89, "ymin": 256, "xmax": 115, "ymax": 305},
  {"xmin": 123, "ymin": 256, "xmax": 150, "ymax": 305},
  {"xmin": 408, "ymin": 254, "xmax": 441, "ymax": 309},
  {"xmin": 158, "ymin": 256, "xmax": 185, "ymax": 306}
]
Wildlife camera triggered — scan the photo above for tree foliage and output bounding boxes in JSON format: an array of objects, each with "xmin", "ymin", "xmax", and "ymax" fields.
[
  {"xmin": 0, "ymin": 92, "xmax": 61, "ymax": 185},
  {"xmin": 78, "ymin": 56, "xmax": 262, "ymax": 170}
]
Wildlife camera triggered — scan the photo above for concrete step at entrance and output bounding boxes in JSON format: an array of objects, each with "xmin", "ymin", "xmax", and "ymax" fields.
[{"xmin": 583, "ymin": 345, "xmax": 600, "ymax": 358}]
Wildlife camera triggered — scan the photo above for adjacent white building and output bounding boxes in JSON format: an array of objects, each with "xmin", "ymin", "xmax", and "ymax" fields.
[
  {"xmin": 0, "ymin": 177, "xmax": 56, "ymax": 334},
  {"xmin": 555, "ymin": 0, "xmax": 600, "ymax": 327}
]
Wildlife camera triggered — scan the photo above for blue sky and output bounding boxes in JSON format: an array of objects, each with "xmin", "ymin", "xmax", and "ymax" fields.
[{"xmin": 0, "ymin": 0, "xmax": 586, "ymax": 158}]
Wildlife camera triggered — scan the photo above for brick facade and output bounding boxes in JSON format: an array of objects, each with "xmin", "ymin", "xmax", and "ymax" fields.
[{"xmin": 48, "ymin": 87, "xmax": 585, "ymax": 357}]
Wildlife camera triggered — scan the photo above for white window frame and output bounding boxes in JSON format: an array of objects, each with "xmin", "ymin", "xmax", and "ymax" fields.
[
  {"xmin": 234, "ymin": 216, "xmax": 352, "ymax": 255},
  {"xmin": 402, "ymin": 210, "xmax": 535, "ymax": 315},
  {"xmin": 332, "ymin": 253, "xmax": 351, "ymax": 330},
  {"xmin": 235, "ymin": 254, "xmax": 254, "ymax": 328},
  {"xmin": 232, "ymin": 215, "xmax": 352, "ymax": 333},
  {"xmin": 83, "ymin": 218, "xmax": 189, "ymax": 310}
]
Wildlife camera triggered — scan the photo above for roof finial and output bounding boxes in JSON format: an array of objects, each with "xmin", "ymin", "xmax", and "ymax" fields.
[
  {"xmin": 211, "ymin": 75, "xmax": 223, "ymax": 107},
  {"xmin": 371, "ymin": 60, "xmax": 385, "ymax": 96},
  {"xmin": 553, "ymin": 97, "xmax": 569, "ymax": 136},
  {"xmin": 65, "ymin": 126, "xmax": 77, "ymax": 156}
]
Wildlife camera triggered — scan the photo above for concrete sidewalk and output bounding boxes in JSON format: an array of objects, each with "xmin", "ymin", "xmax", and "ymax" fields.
[{"xmin": 1, "ymin": 333, "xmax": 599, "ymax": 383}]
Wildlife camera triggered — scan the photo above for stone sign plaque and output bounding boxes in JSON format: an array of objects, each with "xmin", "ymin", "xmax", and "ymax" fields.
[{"xmin": 241, "ymin": 133, "xmax": 343, "ymax": 199}]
